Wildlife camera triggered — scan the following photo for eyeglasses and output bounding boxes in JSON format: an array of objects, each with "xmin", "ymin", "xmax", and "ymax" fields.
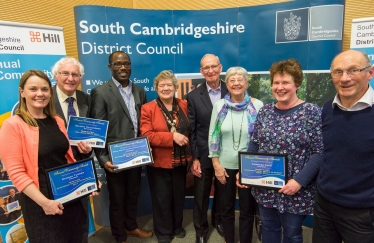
[
  {"xmin": 228, "ymin": 78, "xmax": 246, "ymax": 84},
  {"xmin": 201, "ymin": 64, "xmax": 221, "ymax": 72},
  {"xmin": 59, "ymin": 71, "xmax": 80, "ymax": 78},
  {"xmin": 111, "ymin": 62, "xmax": 131, "ymax": 68},
  {"xmin": 331, "ymin": 66, "xmax": 371, "ymax": 79}
]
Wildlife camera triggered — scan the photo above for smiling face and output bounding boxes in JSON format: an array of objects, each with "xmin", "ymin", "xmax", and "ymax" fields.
[
  {"xmin": 109, "ymin": 52, "xmax": 131, "ymax": 85},
  {"xmin": 54, "ymin": 62, "xmax": 81, "ymax": 96},
  {"xmin": 19, "ymin": 75, "xmax": 51, "ymax": 117},
  {"xmin": 226, "ymin": 74, "xmax": 248, "ymax": 102},
  {"xmin": 331, "ymin": 50, "xmax": 374, "ymax": 107},
  {"xmin": 200, "ymin": 55, "xmax": 222, "ymax": 88},
  {"xmin": 271, "ymin": 72, "xmax": 299, "ymax": 105},
  {"xmin": 157, "ymin": 79, "xmax": 176, "ymax": 103},
  {"xmin": 9, "ymin": 189, "xmax": 15, "ymax": 197}
]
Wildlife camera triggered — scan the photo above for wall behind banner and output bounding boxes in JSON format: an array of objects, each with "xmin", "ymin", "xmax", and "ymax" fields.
[{"xmin": 0, "ymin": 0, "xmax": 372, "ymax": 58}]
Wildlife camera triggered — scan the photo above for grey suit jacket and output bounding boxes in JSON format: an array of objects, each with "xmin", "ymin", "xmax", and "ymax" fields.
[
  {"xmin": 187, "ymin": 81, "xmax": 228, "ymax": 169},
  {"xmin": 53, "ymin": 85, "xmax": 91, "ymax": 161},
  {"xmin": 89, "ymin": 78, "xmax": 147, "ymax": 167}
]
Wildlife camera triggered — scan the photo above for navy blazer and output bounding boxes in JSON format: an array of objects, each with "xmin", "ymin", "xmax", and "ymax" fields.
[{"xmin": 187, "ymin": 81, "xmax": 228, "ymax": 169}]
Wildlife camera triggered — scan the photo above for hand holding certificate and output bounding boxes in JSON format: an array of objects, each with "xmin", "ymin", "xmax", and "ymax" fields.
[
  {"xmin": 108, "ymin": 137, "xmax": 154, "ymax": 172},
  {"xmin": 45, "ymin": 157, "xmax": 100, "ymax": 205},
  {"xmin": 239, "ymin": 152, "xmax": 288, "ymax": 189},
  {"xmin": 67, "ymin": 116, "xmax": 109, "ymax": 148}
]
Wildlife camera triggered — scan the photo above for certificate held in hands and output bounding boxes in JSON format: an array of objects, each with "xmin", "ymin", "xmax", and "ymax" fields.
[
  {"xmin": 45, "ymin": 157, "xmax": 100, "ymax": 205},
  {"xmin": 67, "ymin": 116, "xmax": 109, "ymax": 148},
  {"xmin": 239, "ymin": 152, "xmax": 288, "ymax": 189},
  {"xmin": 108, "ymin": 137, "xmax": 154, "ymax": 172}
]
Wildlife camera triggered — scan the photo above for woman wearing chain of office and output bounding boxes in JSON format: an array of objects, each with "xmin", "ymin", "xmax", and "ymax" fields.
[{"xmin": 208, "ymin": 67, "xmax": 263, "ymax": 243}]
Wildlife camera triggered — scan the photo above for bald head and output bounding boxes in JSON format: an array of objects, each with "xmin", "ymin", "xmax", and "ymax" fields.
[
  {"xmin": 200, "ymin": 54, "xmax": 220, "ymax": 67},
  {"xmin": 331, "ymin": 50, "xmax": 371, "ymax": 71},
  {"xmin": 330, "ymin": 49, "xmax": 374, "ymax": 108}
]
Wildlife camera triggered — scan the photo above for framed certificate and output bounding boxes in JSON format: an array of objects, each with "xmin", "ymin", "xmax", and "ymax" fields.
[
  {"xmin": 108, "ymin": 137, "xmax": 154, "ymax": 172},
  {"xmin": 239, "ymin": 152, "xmax": 288, "ymax": 189},
  {"xmin": 6, "ymin": 200, "xmax": 19, "ymax": 212},
  {"xmin": 67, "ymin": 116, "xmax": 109, "ymax": 148},
  {"xmin": 45, "ymin": 157, "xmax": 100, "ymax": 205}
]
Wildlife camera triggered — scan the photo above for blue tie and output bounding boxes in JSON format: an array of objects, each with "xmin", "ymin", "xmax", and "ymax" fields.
[
  {"xmin": 66, "ymin": 97, "xmax": 78, "ymax": 155},
  {"xmin": 66, "ymin": 97, "xmax": 77, "ymax": 117}
]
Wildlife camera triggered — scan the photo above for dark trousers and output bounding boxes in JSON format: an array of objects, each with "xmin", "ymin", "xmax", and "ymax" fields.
[
  {"xmin": 217, "ymin": 168, "xmax": 256, "ymax": 243},
  {"xmin": 313, "ymin": 191, "xmax": 374, "ymax": 243},
  {"xmin": 193, "ymin": 167, "xmax": 221, "ymax": 237},
  {"xmin": 81, "ymin": 197, "xmax": 89, "ymax": 243},
  {"xmin": 106, "ymin": 166, "xmax": 142, "ymax": 242},
  {"xmin": 147, "ymin": 166, "xmax": 187, "ymax": 240}
]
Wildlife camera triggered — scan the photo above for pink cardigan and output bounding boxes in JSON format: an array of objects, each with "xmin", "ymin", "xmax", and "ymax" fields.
[{"xmin": 0, "ymin": 115, "xmax": 75, "ymax": 191}]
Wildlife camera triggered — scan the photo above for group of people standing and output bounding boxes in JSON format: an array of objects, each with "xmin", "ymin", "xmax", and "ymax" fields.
[{"xmin": 0, "ymin": 49, "xmax": 373, "ymax": 243}]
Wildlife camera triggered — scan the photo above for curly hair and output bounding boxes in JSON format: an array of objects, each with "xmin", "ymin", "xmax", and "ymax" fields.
[{"xmin": 269, "ymin": 58, "xmax": 303, "ymax": 87}]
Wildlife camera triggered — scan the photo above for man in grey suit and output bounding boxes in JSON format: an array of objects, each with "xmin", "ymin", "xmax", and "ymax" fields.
[
  {"xmin": 52, "ymin": 57, "xmax": 92, "ymax": 243},
  {"xmin": 52, "ymin": 57, "xmax": 92, "ymax": 161},
  {"xmin": 90, "ymin": 51, "xmax": 151, "ymax": 243},
  {"xmin": 187, "ymin": 54, "xmax": 228, "ymax": 243}
]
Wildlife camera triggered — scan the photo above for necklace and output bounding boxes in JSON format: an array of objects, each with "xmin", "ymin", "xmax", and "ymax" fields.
[
  {"xmin": 276, "ymin": 98, "xmax": 299, "ymax": 110},
  {"xmin": 162, "ymin": 111, "xmax": 177, "ymax": 132},
  {"xmin": 231, "ymin": 109, "xmax": 245, "ymax": 151}
]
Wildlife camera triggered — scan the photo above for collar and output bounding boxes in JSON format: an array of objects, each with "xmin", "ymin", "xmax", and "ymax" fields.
[
  {"xmin": 112, "ymin": 77, "xmax": 132, "ymax": 89},
  {"xmin": 332, "ymin": 85, "xmax": 374, "ymax": 110},
  {"xmin": 56, "ymin": 85, "xmax": 77, "ymax": 102},
  {"xmin": 206, "ymin": 80, "xmax": 222, "ymax": 92}
]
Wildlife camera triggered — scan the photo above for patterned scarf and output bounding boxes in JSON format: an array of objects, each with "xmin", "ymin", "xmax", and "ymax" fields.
[
  {"xmin": 210, "ymin": 93, "xmax": 258, "ymax": 152},
  {"xmin": 155, "ymin": 97, "xmax": 193, "ymax": 167}
]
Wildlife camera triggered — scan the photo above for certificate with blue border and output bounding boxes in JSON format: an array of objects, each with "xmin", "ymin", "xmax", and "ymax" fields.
[
  {"xmin": 67, "ymin": 116, "xmax": 108, "ymax": 148},
  {"xmin": 108, "ymin": 137, "xmax": 154, "ymax": 172},
  {"xmin": 6, "ymin": 200, "xmax": 19, "ymax": 212},
  {"xmin": 45, "ymin": 157, "xmax": 100, "ymax": 204},
  {"xmin": 239, "ymin": 152, "xmax": 288, "ymax": 189}
]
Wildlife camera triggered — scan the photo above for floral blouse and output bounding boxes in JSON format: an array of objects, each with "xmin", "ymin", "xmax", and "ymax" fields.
[{"xmin": 251, "ymin": 102, "xmax": 323, "ymax": 215}]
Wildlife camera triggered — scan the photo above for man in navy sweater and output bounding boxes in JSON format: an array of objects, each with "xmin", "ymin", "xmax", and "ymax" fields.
[{"xmin": 313, "ymin": 50, "xmax": 374, "ymax": 243}]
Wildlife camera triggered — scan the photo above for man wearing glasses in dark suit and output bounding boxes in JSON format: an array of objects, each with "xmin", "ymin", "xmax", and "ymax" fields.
[
  {"xmin": 187, "ymin": 54, "xmax": 227, "ymax": 243},
  {"xmin": 90, "ymin": 51, "xmax": 151, "ymax": 243}
]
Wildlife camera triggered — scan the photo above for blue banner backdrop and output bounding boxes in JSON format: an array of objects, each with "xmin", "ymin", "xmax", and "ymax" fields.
[{"xmin": 74, "ymin": 0, "xmax": 344, "ymax": 220}]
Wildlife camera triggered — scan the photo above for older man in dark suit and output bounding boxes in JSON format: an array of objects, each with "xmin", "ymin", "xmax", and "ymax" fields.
[
  {"xmin": 187, "ymin": 54, "xmax": 228, "ymax": 243},
  {"xmin": 90, "ymin": 51, "xmax": 150, "ymax": 243},
  {"xmin": 52, "ymin": 57, "xmax": 92, "ymax": 243},
  {"xmin": 52, "ymin": 57, "xmax": 92, "ymax": 161},
  {"xmin": 7, "ymin": 188, "xmax": 21, "ymax": 221}
]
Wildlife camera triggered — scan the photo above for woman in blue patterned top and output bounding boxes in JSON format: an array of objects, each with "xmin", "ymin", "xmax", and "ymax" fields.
[{"xmin": 238, "ymin": 59, "xmax": 323, "ymax": 243}]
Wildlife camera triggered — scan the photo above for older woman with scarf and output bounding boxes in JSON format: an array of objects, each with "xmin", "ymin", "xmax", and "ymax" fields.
[
  {"xmin": 140, "ymin": 70, "xmax": 192, "ymax": 243},
  {"xmin": 208, "ymin": 67, "xmax": 263, "ymax": 243}
]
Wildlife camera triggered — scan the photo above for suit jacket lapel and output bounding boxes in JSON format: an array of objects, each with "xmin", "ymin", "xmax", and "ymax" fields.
[
  {"xmin": 131, "ymin": 85, "xmax": 141, "ymax": 117},
  {"xmin": 221, "ymin": 80, "xmax": 229, "ymax": 98},
  {"xmin": 76, "ymin": 92, "xmax": 88, "ymax": 118},
  {"xmin": 108, "ymin": 79, "xmax": 132, "ymax": 120},
  {"xmin": 53, "ymin": 86, "xmax": 67, "ymax": 125},
  {"xmin": 200, "ymin": 83, "xmax": 213, "ymax": 111}
]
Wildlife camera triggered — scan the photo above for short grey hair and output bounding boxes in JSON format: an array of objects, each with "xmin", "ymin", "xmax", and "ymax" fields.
[
  {"xmin": 52, "ymin": 57, "xmax": 85, "ymax": 77},
  {"xmin": 153, "ymin": 70, "xmax": 178, "ymax": 90},
  {"xmin": 225, "ymin": 67, "xmax": 249, "ymax": 83},
  {"xmin": 200, "ymin": 54, "xmax": 220, "ymax": 67}
]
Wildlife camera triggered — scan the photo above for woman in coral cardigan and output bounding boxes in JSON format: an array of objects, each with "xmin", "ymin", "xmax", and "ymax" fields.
[
  {"xmin": 140, "ymin": 70, "xmax": 192, "ymax": 243},
  {"xmin": 0, "ymin": 70, "xmax": 90, "ymax": 243}
]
